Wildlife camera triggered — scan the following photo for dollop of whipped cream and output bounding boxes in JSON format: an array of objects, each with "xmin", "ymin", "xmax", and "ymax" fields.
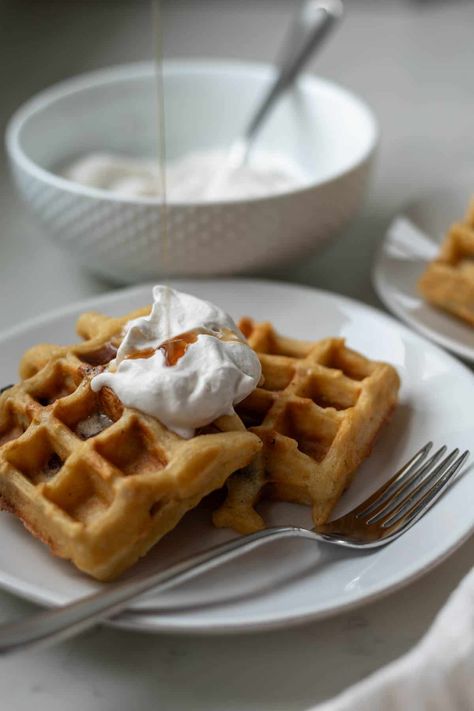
[{"xmin": 90, "ymin": 286, "xmax": 261, "ymax": 438}]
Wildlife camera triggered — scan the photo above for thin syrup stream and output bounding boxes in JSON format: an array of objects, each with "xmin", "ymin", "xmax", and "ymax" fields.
[{"xmin": 152, "ymin": 0, "xmax": 171, "ymax": 338}]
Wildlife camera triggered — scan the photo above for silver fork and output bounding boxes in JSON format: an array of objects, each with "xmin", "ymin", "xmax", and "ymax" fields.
[{"xmin": 0, "ymin": 442, "xmax": 468, "ymax": 655}]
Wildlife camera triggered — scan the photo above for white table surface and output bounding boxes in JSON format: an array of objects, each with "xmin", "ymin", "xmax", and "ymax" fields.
[{"xmin": 1, "ymin": 1, "xmax": 473, "ymax": 709}]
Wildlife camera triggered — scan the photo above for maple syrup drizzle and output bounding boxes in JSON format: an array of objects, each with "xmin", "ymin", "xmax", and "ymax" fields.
[
  {"xmin": 125, "ymin": 347, "xmax": 158, "ymax": 361},
  {"xmin": 124, "ymin": 330, "xmax": 199, "ymax": 367},
  {"xmin": 123, "ymin": 328, "xmax": 239, "ymax": 367}
]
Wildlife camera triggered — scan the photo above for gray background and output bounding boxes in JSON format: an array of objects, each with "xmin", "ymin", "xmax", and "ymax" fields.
[{"xmin": 0, "ymin": 1, "xmax": 473, "ymax": 709}]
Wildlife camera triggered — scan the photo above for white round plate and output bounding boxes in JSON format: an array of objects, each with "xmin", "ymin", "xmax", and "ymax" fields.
[
  {"xmin": 373, "ymin": 180, "xmax": 474, "ymax": 361},
  {"xmin": 0, "ymin": 279, "xmax": 473, "ymax": 634}
]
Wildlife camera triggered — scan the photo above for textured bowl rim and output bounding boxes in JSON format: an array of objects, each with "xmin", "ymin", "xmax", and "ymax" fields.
[{"xmin": 5, "ymin": 59, "xmax": 379, "ymax": 207}]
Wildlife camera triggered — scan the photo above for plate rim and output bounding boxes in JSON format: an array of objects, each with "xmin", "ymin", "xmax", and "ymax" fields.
[
  {"xmin": 1, "ymin": 277, "xmax": 473, "ymax": 634},
  {"xmin": 372, "ymin": 201, "xmax": 474, "ymax": 363},
  {"xmin": 108, "ymin": 519, "xmax": 474, "ymax": 635}
]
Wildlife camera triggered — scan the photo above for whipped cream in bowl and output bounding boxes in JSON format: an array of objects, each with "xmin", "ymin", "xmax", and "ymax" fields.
[
  {"xmin": 62, "ymin": 149, "xmax": 306, "ymax": 203},
  {"xmin": 91, "ymin": 286, "xmax": 262, "ymax": 438}
]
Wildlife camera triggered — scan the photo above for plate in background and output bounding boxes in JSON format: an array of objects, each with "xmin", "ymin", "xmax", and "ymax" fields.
[
  {"xmin": 0, "ymin": 279, "xmax": 473, "ymax": 634},
  {"xmin": 373, "ymin": 180, "xmax": 474, "ymax": 362}
]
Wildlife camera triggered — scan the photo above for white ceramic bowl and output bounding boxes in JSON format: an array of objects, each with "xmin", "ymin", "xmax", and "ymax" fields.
[{"xmin": 6, "ymin": 61, "xmax": 378, "ymax": 282}]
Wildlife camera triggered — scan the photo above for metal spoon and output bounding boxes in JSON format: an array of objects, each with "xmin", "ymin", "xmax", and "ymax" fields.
[{"xmin": 226, "ymin": 0, "xmax": 344, "ymax": 171}]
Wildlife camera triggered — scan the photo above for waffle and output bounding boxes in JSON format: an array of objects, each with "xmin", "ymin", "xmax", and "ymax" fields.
[
  {"xmin": 418, "ymin": 198, "xmax": 474, "ymax": 327},
  {"xmin": 0, "ymin": 310, "xmax": 261, "ymax": 580},
  {"xmin": 213, "ymin": 319, "xmax": 400, "ymax": 533}
]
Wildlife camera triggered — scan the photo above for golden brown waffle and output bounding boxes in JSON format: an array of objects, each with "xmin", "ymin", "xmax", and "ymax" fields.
[
  {"xmin": 0, "ymin": 311, "xmax": 261, "ymax": 580},
  {"xmin": 418, "ymin": 198, "xmax": 474, "ymax": 327},
  {"xmin": 213, "ymin": 319, "xmax": 400, "ymax": 533}
]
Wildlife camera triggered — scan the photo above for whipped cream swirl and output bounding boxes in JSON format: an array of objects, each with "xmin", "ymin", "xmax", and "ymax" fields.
[{"xmin": 90, "ymin": 286, "xmax": 261, "ymax": 438}]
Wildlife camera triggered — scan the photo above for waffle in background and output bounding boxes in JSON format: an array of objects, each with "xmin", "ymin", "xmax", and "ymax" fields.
[
  {"xmin": 0, "ymin": 311, "xmax": 261, "ymax": 580},
  {"xmin": 213, "ymin": 319, "xmax": 400, "ymax": 534},
  {"xmin": 418, "ymin": 198, "xmax": 474, "ymax": 327}
]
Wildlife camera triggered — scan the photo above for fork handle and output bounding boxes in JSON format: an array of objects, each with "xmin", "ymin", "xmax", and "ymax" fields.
[{"xmin": 0, "ymin": 526, "xmax": 313, "ymax": 655}]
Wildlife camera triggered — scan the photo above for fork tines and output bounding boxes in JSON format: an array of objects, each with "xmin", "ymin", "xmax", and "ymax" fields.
[{"xmin": 357, "ymin": 442, "xmax": 469, "ymax": 534}]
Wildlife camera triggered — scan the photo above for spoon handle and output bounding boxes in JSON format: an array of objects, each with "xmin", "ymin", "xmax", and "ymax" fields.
[{"xmin": 229, "ymin": 0, "xmax": 344, "ymax": 167}]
